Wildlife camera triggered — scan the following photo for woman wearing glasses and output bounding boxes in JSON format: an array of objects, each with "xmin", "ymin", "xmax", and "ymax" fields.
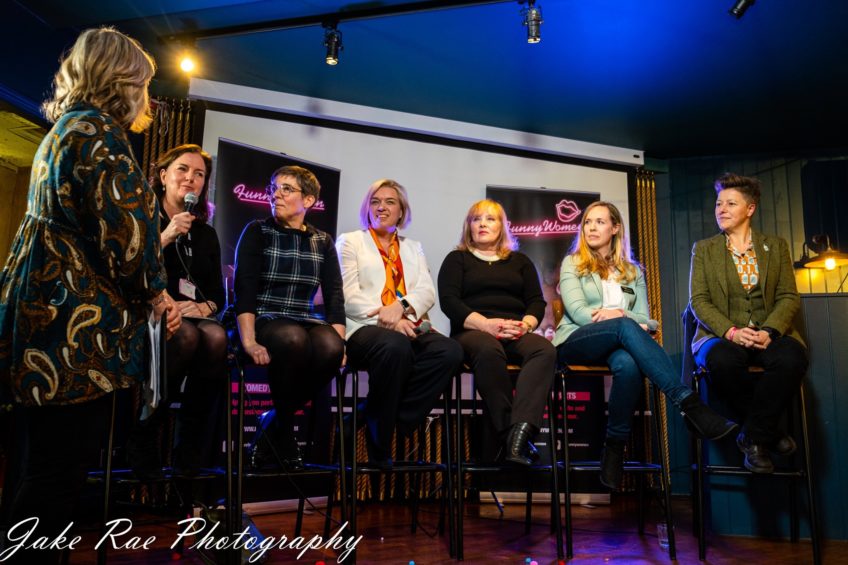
[{"xmin": 233, "ymin": 165, "xmax": 346, "ymax": 470}]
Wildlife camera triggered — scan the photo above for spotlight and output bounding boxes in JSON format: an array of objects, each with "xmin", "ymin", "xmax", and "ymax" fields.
[
  {"xmin": 729, "ymin": 0, "xmax": 756, "ymax": 19},
  {"xmin": 174, "ymin": 40, "xmax": 198, "ymax": 75},
  {"xmin": 521, "ymin": 1, "xmax": 543, "ymax": 44},
  {"xmin": 323, "ymin": 24, "xmax": 342, "ymax": 66},
  {"xmin": 179, "ymin": 54, "xmax": 196, "ymax": 73}
]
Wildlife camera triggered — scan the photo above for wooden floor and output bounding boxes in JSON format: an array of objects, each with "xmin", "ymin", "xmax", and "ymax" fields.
[{"xmin": 57, "ymin": 494, "xmax": 842, "ymax": 564}]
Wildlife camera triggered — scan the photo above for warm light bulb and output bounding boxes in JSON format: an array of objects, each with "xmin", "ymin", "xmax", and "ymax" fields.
[
  {"xmin": 180, "ymin": 56, "xmax": 196, "ymax": 73},
  {"xmin": 825, "ymin": 257, "xmax": 836, "ymax": 271}
]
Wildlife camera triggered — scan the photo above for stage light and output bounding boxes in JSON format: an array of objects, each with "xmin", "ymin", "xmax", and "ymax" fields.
[
  {"xmin": 175, "ymin": 41, "xmax": 198, "ymax": 75},
  {"xmin": 521, "ymin": 1, "xmax": 543, "ymax": 44},
  {"xmin": 179, "ymin": 54, "xmax": 196, "ymax": 73},
  {"xmin": 729, "ymin": 0, "xmax": 756, "ymax": 19},
  {"xmin": 795, "ymin": 234, "xmax": 848, "ymax": 270},
  {"xmin": 324, "ymin": 24, "xmax": 342, "ymax": 65}
]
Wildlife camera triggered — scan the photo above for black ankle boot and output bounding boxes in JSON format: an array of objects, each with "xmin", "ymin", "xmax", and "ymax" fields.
[
  {"xmin": 248, "ymin": 409, "xmax": 277, "ymax": 469},
  {"xmin": 599, "ymin": 437, "xmax": 626, "ymax": 490},
  {"xmin": 504, "ymin": 422, "xmax": 539, "ymax": 466},
  {"xmin": 280, "ymin": 437, "xmax": 305, "ymax": 472},
  {"xmin": 680, "ymin": 394, "xmax": 739, "ymax": 440}
]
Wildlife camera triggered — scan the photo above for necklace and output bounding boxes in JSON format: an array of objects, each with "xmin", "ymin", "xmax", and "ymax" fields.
[{"xmin": 470, "ymin": 248, "xmax": 500, "ymax": 265}]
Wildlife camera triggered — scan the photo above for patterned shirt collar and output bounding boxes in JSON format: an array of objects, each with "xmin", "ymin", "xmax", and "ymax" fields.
[{"xmin": 724, "ymin": 231, "xmax": 753, "ymax": 256}]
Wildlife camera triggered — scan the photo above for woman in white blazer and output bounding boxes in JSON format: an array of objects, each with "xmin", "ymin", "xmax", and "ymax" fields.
[
  {"xmin": 336, "ymin": 179, "xmax": 463, "ymax": 468},
  {"xmin": 554, "ymin": 201, "xmax": 736, "ymax": 490}
]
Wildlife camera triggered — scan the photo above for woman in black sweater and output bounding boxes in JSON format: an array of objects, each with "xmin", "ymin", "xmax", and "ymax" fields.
[
  {"xmin": 128, "ymin": 144, "xmax": 227, "ymax": 478},
  {"xmin": 438, "ymin": 199, "xmax": 556, "ymax": 465}
]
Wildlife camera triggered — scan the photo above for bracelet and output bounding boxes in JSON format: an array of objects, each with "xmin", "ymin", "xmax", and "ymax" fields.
[
  {"xmin": 522, "ymin": 320, "xmax": 533, "ymax": 333},
  {"xmin": 206, "ymin": 301, "xmax": 217, "ymax": 315},
  {"xmin": 727, "ymin": 327, "xmax": 737, "ymax": 342},
  {"xmin": 150, "ymin": 294, "xmax": 166, "ymax": 307}
]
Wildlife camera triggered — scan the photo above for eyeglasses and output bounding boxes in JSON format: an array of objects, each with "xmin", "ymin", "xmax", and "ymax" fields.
[{"xmin": 266, "ymin": 183, "xmax": 302, "ymax": 197}]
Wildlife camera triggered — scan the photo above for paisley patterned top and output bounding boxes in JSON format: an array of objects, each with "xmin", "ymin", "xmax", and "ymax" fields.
[{"xmin": 0, "ymin": 105, "xmax": 167, "ymax": 406}]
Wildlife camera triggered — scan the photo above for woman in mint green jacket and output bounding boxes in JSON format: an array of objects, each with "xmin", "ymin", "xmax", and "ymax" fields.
[{"xmin": 554, "ymin": 201, "xmax": 735, "ymax": 490}]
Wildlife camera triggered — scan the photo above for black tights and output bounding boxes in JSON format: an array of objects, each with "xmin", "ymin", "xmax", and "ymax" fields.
[
  {"xmin": 132, "ymin": 319, "xmax": 228, "ymax": 469},
  {"xmin": 256, "ymin": 319, "xmax": 344, "ymax": 433},
  {"xmin": 167, "ymin": 318, "xmax": 228, "ymax": 386}
]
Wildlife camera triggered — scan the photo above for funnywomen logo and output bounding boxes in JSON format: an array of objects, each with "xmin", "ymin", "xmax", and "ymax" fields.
[
  {"xmin": 232, "ymin": 184, "xmax": 326, "ymax": 211},
  {"xmin": 507, "ymin": 199, "xmax": 582, "ymax": 238}
]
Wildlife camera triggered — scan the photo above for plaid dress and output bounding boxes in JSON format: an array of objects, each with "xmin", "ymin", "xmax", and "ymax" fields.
[{"xmin": 233, "ymin": 218, "xmax": 345, "ymax": 326}]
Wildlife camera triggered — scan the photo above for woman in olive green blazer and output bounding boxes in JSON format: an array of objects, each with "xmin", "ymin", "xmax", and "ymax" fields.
[{"xmin": 689, "ymin": 172, "xmax": 807, "ymax": 474}]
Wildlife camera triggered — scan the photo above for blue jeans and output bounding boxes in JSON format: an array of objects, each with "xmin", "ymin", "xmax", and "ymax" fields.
[{"xmin": 556, "ymin": 317, "xmax": 693, "ymax": 439}]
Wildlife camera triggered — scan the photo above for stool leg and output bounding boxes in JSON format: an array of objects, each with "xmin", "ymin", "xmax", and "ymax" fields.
[
  {"xmin": 652, "ymin": 387, "xmax": 676, "ymax": 561},
  {"xmin": 559, "ymin": 371, "xmax": 574, "ymax": 559},
  {"xmin": 548, "ymin": 387, "xmax": 564, "ymax": 560},
  {"xmin": 295, "ymin": 496, "xmax": 305, "ymax": 537},
  {"xmin": 799, "ymin": 383, "xmax": 822, "ymax": 565},
  {"xmin": 97, "ymin": 393, "xmax": 117, "ymax": 565},
  {"xmin": 324, "ymin": 472, "xmax": 335, "ymax": 539},
  {"xmin": 524, "ymin": 475, "xmax": 532, "ymax": 535},
  {"xmin": 444, "ymin": 384, "xmax": 457, "ymax": 558},
  {"xmin": 694, "ymin": 379, "xmax": 707, "ymax": 561},
  {"xmin": 336, "ymin": 370, "xmax": 349, "ymax": 526},
  {"xmin": 349, "ymin": 369, "xmax": 359, "ymax": 563},
  {"xmin": 456, "ymin": 372, "xmax": 465, "ymax": 561}
]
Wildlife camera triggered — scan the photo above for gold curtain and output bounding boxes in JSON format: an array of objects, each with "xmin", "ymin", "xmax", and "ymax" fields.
[
  {"xmin": 142, "ymin": 97, "xmax": 196, "ymax": 178},
  {"xmin": 634, "ymin": 168, "xmax": 672, "ymax": 488}
]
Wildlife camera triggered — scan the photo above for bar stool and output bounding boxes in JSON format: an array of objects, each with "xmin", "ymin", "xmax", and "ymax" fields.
[
  {"xmin": 225, "ymin": 333, "xmax": 349, "ymax": 552},
  {"xmin": 453, "ymin": 365, "xmax": 564, "ymax": 561},
  {"xmin": 556, "ymin": 363, "xmax": 676, "ymax": 561},
  {"xmin": 681, "ymin": 306, "xmax": 821, "ymax": 564},
  {"xmin": 333, "ymin": 362, "xmax": 456, "ymax": 563}
]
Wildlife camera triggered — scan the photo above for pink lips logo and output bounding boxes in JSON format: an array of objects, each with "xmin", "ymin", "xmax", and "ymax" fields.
[{"xmin": 555, "ymin": 200, "xmax": 581, "ymax": 223}]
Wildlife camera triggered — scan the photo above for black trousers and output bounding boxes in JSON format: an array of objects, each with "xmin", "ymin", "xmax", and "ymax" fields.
[
  {"xmin": 346, "ymin": 326, "xmax": 463, "ymax": 454},
  {"xmin": 454, "ymin": 330, "xmax": 556, "ymax": 434},
  {"xmin": 0, "ymin": 394, "xmax": 112, "ymax": 565},
  {"xmin": 695, "ymin": 335, "xmax": 807, "ymax": 444}
]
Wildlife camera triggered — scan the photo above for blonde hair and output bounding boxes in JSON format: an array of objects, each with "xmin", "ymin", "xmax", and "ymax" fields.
[
  {"xmin": 42, "ymin": 27, "xmax": 156, "ymax": 133},
  {"xmin": 457, "ymin": 199, "xmax": 518, "ymax": 259},
  {"xmin": 569, "ymin": 201, "xmax": 640, "ymax": 283},
  {"xmin": 359, "ymin": 179, "xmax": 412, "ymax": 230}
]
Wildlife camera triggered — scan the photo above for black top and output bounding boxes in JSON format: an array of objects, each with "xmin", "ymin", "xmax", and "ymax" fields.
[
  {"xmin": 161, "ymin": 212, "xmax": 225, "ymax": 312},
  {"xmin": 233, "ymin": 217, "xmax": 345, "ymax": 326},
  {"xmin": 437, "ymin": 249, "xmax": 546, "ymax": 336}
]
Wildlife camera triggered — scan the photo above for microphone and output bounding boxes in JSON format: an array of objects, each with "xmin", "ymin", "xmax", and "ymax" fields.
[
  {"xmin": 646, "ymin": 319, "xmax": 660, "ymax": 333},
  {"xmin": 177, "ymin": 193, "xmax": 199, "ymax": 245},
  {"xmin": 413, "ymin": 320, "xmax": 432, "ymax": 335},
  {"xmin": 183, "ymin": 192, "xmax": 198, "ymax": 215}
]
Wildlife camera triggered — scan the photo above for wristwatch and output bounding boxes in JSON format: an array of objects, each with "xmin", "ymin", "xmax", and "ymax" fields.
[
  {"xmin": 762, "ymin": 326, "xmax": 781, "ymax": 340},
  {"xmin": 398, "ymin": 295, "xmax": 411, "ymax": 313}
]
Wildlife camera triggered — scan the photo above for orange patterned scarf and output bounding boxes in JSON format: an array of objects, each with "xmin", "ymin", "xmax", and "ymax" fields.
[{"xmin": 369, "ymin": 228, "xmax": 406, "ymax": 305}]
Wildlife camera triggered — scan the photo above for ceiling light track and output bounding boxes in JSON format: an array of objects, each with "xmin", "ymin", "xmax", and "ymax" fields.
[{"xmin": 163, "ymin": 0, "xmax": 510, "ymax": 43}]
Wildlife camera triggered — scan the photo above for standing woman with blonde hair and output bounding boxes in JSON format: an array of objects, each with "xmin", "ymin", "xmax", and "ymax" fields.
[
  {"xmin": 554, "ymin": 201, "xmax": 735, "ymax": 490},
  {"xmin": 438, "ymin": 199, "xmax": 555, "ymax": 465},
  {"xmin": 0, "ymin": 28, "xmax": 176, "ymax": 562}
]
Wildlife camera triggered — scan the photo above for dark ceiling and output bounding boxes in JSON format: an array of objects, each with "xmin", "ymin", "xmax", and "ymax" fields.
[{"xmin": 3, "ymin": 0, "xmax": 847, "ymax": 159}]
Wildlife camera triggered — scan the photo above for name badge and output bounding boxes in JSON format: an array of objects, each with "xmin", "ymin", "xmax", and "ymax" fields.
[
  {"xmin": 179, "ymin": 278, "xmax": 197, "ymax": 300},
  {"xmin": 620, "ymin": 286, "xmax": 635, "ymax": 295}
]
